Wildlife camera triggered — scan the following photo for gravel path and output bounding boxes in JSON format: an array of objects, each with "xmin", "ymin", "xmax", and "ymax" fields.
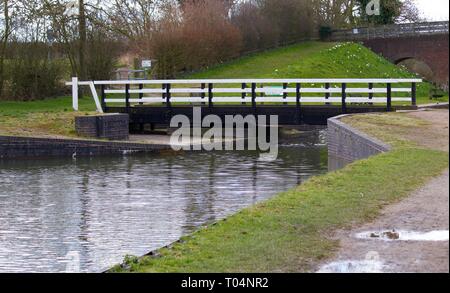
[{"xmin": 405, "ymin": 110, "xmax": 449, "ymax": 152}]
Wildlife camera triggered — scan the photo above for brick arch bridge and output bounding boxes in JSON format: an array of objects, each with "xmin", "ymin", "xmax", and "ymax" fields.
[{"xmin": 331, "ymin": 21, "xmax": 449, "ymax": 90}]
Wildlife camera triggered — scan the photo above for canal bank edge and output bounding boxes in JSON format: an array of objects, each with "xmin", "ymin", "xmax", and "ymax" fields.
[
  {"xmin": 0, "ymin": 135, "xmax": 171, "ymax": 159},
  {"xmin": 108, "ymin": 113, "xmax": 407, "ymax": 273},
  {"xmin": 328, "ymin": 115, "xmax": 391, "ymax": 169}
]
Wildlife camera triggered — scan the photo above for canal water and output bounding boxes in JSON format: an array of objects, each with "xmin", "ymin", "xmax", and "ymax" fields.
[{"xmin": 0, "ymin": 129, "xmax": 328, "ymax": 272}]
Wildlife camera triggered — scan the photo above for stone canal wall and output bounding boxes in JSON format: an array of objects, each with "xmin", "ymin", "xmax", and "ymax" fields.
[
  {"xmin": 0, "ymin": 136, "xmax": 170, "ymax": 159},
  {"xmin": 328, "ymin": 115, "xmax": 391, "ymax": 169}
]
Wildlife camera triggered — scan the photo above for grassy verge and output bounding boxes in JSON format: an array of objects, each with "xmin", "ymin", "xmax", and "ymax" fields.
[
  {"xmin": 113, "ymin": 148, "xmax": 448, "ymax": 273},
  {"xmin": 0, "ymin": 96, "xmax": 96, "ymax": 137}
]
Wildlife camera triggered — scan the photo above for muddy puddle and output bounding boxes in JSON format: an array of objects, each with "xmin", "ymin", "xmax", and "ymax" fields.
[
  {"xmin": 317, "ymin": 251, "xmax": 385, "ymax": 273},
  {"xmin": 356, "ymin": 230, "xmax": 449, "ymax": 242}
]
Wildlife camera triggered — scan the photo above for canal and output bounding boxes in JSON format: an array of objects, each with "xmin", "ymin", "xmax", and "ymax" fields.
[{"xmin": 0, "ymin": 128, "xmax": 328, "ymax": 272}]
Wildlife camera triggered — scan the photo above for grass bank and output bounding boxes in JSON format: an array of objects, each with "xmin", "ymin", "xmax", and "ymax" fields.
[
  {"xmin": 112, "ymin": 112, "xmax": 449, "ymax": 273},
  {"xmin": 188, "ymin": 42, "xmax": 447, "ymax": 105},
  {"xmin": 0, "ymin": 96, "xmax": 96, "ymax": 137}
]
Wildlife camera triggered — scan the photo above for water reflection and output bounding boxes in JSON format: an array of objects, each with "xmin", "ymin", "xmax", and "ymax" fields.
[{"xmin": 0, "ymin": 129, "xmax": 327, "ymax": 272}]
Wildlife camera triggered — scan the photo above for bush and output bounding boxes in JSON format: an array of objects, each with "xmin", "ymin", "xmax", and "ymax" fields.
[
  {"xmin": 4, "ymin": 43, "xmax": 66, "ymax": 101},
  {"xmin": 136, "ymin": 0, "xmax": 243, "ymax": 78},
  {"xmin": 181, "ymin": 0, "xmax": 242, "ymax": 72},
  {"xmin": 231, "ymin": 2, "xmax": 279, "ymax": 52}
]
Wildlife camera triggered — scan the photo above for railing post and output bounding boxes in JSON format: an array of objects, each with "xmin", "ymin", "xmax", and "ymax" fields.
[
  {"xmin": 411, "ymin": 82, "xmax": 417, "ymax": 107},
  {"xmin": 325, "ymin": 83, "xmax": 330, "ymax": 105},
  {"xmin": 296, "ymin": 83, "xmax": 302, "ymax": 124},
  {"xmin": 125, "ymin": 84, "xmax": 130, "ymax": 112},
  {"xmin": 341, "ymin": 83, "xmax": 347, "ymax": 114},
  {"xmin": 241, "ymin": 83, "xmax": 246, "ymax": 105},
  {"xmin": 201, "ymin": 83, "xmax": 206, "ymax": 105},
  {"xmin": 139, "ymin": 84, "xmax": 144, "ymax": 105},
  {"xmin": 387, "ymin": 83, "xmax": 392, "ymax": 112},
  {"xmin": 162, "ymin": 84, "xmax": 166, "ymax": 103},
  {"xmin": 368, "ymin": 83, "xmax": 374, "ymax": 105},
  {"xmin": 101, "ymin": 84, "xmax": 107, "ymax": 112},
  {"xmin": 72, "ymin": 77, "xmax": 79, "ymax": 111},
  {"xmin": 251, "ymin": 83, "xmax": 257, "ymax": 111},
  {"xmin": 166, "ymin": 83, "xmax": 171, "ymax": 109},
  {"xmin": 208, "ymin": 83, "xmax": 213, "ymax": 108}
]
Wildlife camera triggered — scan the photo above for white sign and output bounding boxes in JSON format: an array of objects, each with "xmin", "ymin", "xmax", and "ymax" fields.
[
  {"xmin": 142, "ymin": 60, "xmax": 152, "ymax": 68},
  {"xmin": 265, "ymin": 86, "xmax": 284, "ymax": 96}
]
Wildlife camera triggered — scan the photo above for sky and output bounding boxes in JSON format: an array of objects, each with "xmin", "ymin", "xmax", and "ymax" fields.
[{"xmin": 414, "ymin": 0, "xmax": 449, "ymax": 21}]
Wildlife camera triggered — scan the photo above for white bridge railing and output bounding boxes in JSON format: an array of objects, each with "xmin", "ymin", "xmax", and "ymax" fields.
[{"xmin": 66, "ymin": 78, "xmax": 422, "ymax": 113}]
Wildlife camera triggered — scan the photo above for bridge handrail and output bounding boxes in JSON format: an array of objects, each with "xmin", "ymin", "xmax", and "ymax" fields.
[
  {"xmin": 331, "ymin": 21, "xmax": 449, "ymax": 40},
  {"xmin": 67, "ymin": 78, "xmax": 423, "ymax": 85},
  {"xmin": 66, "ymin": 78, "xmax": 422, "ymax": 114}
]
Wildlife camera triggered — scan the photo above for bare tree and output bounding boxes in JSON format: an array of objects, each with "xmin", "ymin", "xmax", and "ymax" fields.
[
  {"xmin": 398, "ymin": 0, "xmax": 422, "ymax": 23},
  {"xmin": 78, "ymin": 0, "xmax": 87, "ymax": 80},
  {"xmin": 0, "ymin": 0, "xmax": 12, "ymax": 95}
]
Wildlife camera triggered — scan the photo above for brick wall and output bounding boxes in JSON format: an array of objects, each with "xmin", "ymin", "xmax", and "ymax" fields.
[
  {"xmin": 363, "ymin": 34, "xmax": 449, "ymax": 90},
  {"xmin": 0, "ymin": 136, "xmax": 170, "ymax": 159},
  {"xmin": 75, "ymin": 114, "xmax": 129, "ymax": 140}
]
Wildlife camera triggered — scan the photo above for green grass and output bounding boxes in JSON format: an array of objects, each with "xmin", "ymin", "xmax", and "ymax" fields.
[
  {"xmin": 113, "ymin": 147, "xmax": 448, "ymax": 273},
  {"xmin": 187, "ymin": 42, "xmax": 334, "ymax": 79},
  {"xmin": 188, "ymin": 42, "xmax": 447, "ymax": 105},
  {"xmin": 0, "ymin": 96, "xmax": 95, "ymax": 116},
  {"xmin": 0, "ymin": 96, "xmax": 96, "ymax": 137}
]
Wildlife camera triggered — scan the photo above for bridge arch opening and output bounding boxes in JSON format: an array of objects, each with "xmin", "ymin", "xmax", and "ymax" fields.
[{"xmin": 395, "ymin": 57, "xmax": 435, "ymax": 82}]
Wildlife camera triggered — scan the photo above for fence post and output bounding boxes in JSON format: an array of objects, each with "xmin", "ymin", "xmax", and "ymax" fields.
[
  {"xmin": 251, "ymin": 83, "xmax": 257, "ymax": 110},
  {"xmin": 241, "ymin": 83, "xmax": 246, "ymax": 105},
  {"xmin": 101, "ymin": 84, "xmax": 107, "ymax": 112},
  {"xmin": 411, "ymin": 82, "xmax": 417, "ymax": 107},
  {"xmin": 387, "ymin": 83, "xmax": 392, "ymax": 112},
  {"xmin": 208, "ymin": 83, "xmax": 213, "ymax": 108},
  {"xmin": 325, "ymin": 83, "xmax": 330, "ymax": 105},
  {"xmin": 72, "ymin": 77, "xmax": 79, "ymax": 111},
  {"xmin": 166, "ymin": 83, "xmax": 171, "ymax": 109},
  {"xmin": 341, "ymin": 83, "xmax": 347, "ymax": 114},
  {"xmin": 125, "ymin": 84, "xmax": 130, "ymax": 112},
  {"xmin": 139, "ymin": 84, "xmax": 144, "ymax": 105},
  {"xmin": 201, "ymin": 83, "xmax": 206, "ymax": 105},
  {"xmin": 296, "ymin": 83, "xmax": 302, "ymax": 124},
  {"xmin": 283, "ymin": 83, "xmax": 288, "ymax": 105},
  {"xmin": 368, "ymin": 83, "xmax": 374, "ymax": 105},
  {"xmin": 162, "ymin": 84, "xmax": 166, "ymax": 103}
]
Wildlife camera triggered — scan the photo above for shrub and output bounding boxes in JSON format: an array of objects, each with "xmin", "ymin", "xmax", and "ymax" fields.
[
  {"xmin": 4, "ymin": 43, "xmax": 66, "ymax": 101},
  {"xmin": 231, "ymin": 1, "xmax": 279, "ymax": 52}
]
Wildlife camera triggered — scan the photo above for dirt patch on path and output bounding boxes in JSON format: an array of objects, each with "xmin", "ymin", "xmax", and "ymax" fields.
[
  {"xmin": 404, "ymin": 110, "xmax": 449, "ymax": 152},
  {"xmin": 319, "ymin": 169, "xmax": 449, "ymax": 273},
  {"xmin": 319, "ymin": 109, "xmax": 449, "ymax": 273}
]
